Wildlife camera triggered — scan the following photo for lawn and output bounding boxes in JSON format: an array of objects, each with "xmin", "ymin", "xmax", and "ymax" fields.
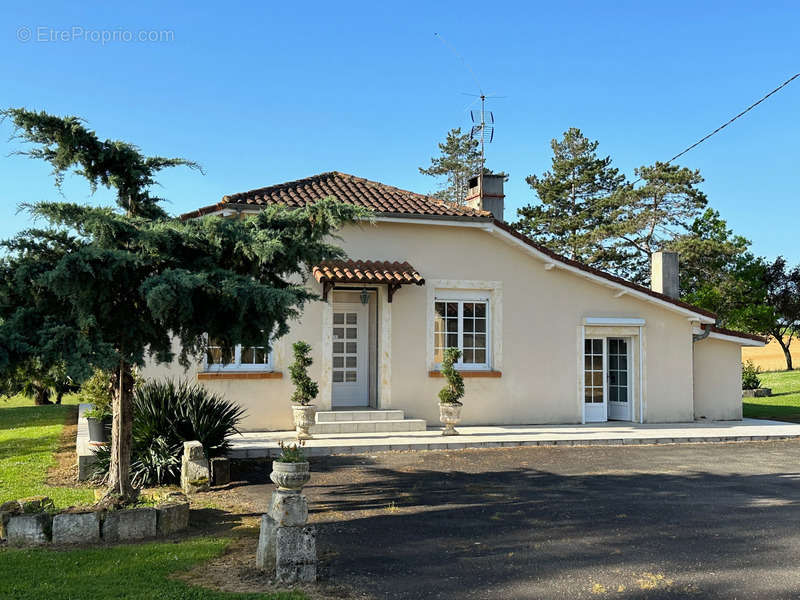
[
  {"xmin": 743, "ymin": 369, "xmax": 800, "ymax": 421},
  {"xmin": 0, "ymin": 394, "xmax": 95, "ymax": 506},
  {"xmin": 0, "ymin": 537, "xmax": 305, "ymax": 600}
]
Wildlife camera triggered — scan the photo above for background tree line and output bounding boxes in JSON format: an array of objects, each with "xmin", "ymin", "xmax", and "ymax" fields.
[{"xmin": 422, "ymin": 127, "xmax": 799, "ymax": 370}]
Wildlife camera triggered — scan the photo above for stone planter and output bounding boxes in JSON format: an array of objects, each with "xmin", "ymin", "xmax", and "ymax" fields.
[
  {"xmin": 292, "ymin": 404, "xmax": 316, "ymax": 440},
  {"xmin": 270, "ymin": 460, "xmax": 310, "ymax": 492},
  {"xmin": 742, "ymin": 388, "xmax": 772, "ymax": 398},
  {"xmin": 86, "ymin": 416, "xmax": 112, "ymax": 445},
  {"xmin": 439, "ymin": 402, "xmax": 463, "ymax": 436}
]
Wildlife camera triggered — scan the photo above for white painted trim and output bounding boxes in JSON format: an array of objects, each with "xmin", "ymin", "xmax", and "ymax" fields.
[
  {"xmin": 319, "ymin": 298, "xmax": 333, "ymax": 411},
  {"xmin": 378, "ymin": 284, "xmax": 392, "ymax": 408},
  {"xmin": 707, "ymin": 331, "xmax": 765, "ymax": 347},
  {"xmin": 579, "ymin": 325, "xmax": 586, "ymax": 424},
  {"xmin": 639, "ymin": 326, "xmax": 645, "ymax": 423},
  {"xmin": 584, "ymin": 317, "xmax": 646, "ymax": 326},
  {"xmin": 427, "ymin": 279, "xmax": 502, "ymax": 372}
]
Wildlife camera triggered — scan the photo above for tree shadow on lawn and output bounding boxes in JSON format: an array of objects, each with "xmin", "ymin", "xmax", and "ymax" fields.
[{"xmin": 305, "ymin": 466, "xmax": 800, "ymax": 599}]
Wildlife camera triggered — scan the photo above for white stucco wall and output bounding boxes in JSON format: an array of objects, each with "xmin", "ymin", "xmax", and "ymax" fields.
[
  {"xmin": 141, "ymin": 219, "xmax": 722, "ymax": 430},
  {"xmin": 693, "ymin": 337, "xmax": 743, "ymax": 420}
]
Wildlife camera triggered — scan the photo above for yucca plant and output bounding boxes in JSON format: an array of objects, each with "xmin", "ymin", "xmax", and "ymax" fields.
[{"xmin": 91, "ymin": 379, "xmax": 245, "ymax": 486}]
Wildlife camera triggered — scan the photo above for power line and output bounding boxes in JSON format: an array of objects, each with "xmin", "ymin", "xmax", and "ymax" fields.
[{"xmin": 665, "ymin": 71, "xmax": 800, "ymax": 165}]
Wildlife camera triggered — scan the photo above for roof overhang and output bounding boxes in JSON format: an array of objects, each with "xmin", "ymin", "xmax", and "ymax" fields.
[{"xmin": 312, "ymin": 259, "xmax": 425, "ymax": 303}]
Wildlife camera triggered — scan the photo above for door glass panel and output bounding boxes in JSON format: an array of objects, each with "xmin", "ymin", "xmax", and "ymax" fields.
[
  {"xmin": 608, "ymin": 337, "xmax": 628, "ymax": 404},
  {"xmin": 333, "ymin": 310, "xmax": 360, "ymax": 386}
]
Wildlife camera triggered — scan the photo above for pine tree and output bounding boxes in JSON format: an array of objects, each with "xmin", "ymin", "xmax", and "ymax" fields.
[
  {"xmin": 603, "ymin": 161, "xmax": 708, "ymax": 283},
  {"xmin": 515, "ymin": 128, "xmax": 626, "ymax": 264},
  {"xmin": 0, "ymin": 108, "xmax": 365, "ymax": 501},
  {"xmin": 419, "ymin": 128, "xmax": 482, "ymax": 205}
]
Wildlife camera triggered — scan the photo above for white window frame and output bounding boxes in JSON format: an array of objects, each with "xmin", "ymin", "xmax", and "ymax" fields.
[
  {"xmin": 203, "ymin": 341, "xmax": 273, "ymax": 372},
  {"xmin": 433, "ymin": 290, "xmax": 491, "ymax": 371}
]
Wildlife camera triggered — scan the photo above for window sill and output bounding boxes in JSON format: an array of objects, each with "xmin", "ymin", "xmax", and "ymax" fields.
[
  {"xmin": 428, "ymin": 370, "xmax": 502, "ymax": 378},
  {"xmin": 198, "ymin": 371, "xmax": 283, "ymax": 380}
]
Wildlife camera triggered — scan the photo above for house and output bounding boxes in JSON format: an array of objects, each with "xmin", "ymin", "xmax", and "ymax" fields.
[{"xmin": 143, "ymin": 171, "xmax": 765, "ymax": 432}]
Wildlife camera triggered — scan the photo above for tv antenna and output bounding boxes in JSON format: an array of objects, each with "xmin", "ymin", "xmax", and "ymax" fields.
[{"xmin": 434, "ymin": 32, "xmax": 503, "ymax": 187}]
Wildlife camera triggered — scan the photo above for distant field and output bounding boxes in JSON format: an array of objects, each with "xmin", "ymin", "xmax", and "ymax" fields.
[
  {"xmin": 743, "ymin": 339, "xmax": 798, "ymax": 372},
  {"xmin": 743, "ymin": 370, "xmax": 800, "ymax": 422}
]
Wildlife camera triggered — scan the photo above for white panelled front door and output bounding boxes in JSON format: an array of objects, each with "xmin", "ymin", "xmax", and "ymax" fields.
[
  {"xmin": 583, "ymin": 338, "xmax": 607, "ymax": 422},
  {"xmin": 607, "ymin": 338, "xmax": 631, "ymax": 421},
  {"xmin": 332, "ymin": 303, "xmax": 369, "ymax": 407}
]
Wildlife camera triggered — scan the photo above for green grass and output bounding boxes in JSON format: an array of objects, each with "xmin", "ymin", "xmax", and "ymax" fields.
[
  {"xmin": 743, "ymin": 370, "xmax": 800, "ymax": 421},
  {"xmin": 0, "ymin": 537, "xmax": 307, "ymax": 600},
  {"xmin": 0, "ymin": 394, "xmax": 95, "ymax": 506}
]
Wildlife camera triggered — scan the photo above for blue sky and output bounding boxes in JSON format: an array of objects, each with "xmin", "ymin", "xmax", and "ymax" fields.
[{"xmin": 2, "ymin": 1, "xmax": 798, "ymax": 262}]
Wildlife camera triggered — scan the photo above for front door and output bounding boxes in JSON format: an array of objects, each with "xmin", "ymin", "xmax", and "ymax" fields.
[
  {"xmin": 332, "ymin": 303, "xmax": 369, "ymax": 407},
  {"xmin": 583, "ymin": 338, "xmax": 606, "ymax": 422},
  {"xmin": 607, "ymin": 338, "xmax": 631, "ymax": 421}
]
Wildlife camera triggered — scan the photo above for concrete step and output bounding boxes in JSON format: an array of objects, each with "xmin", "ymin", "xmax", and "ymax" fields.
[
  {"xmin": 311, "ymin": 419, "xmax": 427, "ymax": 434},
  {"xmin": 316, "ymin": 409, "xmax": 405, "ymax": 423}
]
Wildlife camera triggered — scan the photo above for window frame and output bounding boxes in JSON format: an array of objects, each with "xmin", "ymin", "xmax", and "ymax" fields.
[
  {"xmin": 203, "ymin": 341, "xmax": 273, "ymax": 372},
  {"xmin": 433, "ymin": 292, "xmax": 491, "ymax": 371}
]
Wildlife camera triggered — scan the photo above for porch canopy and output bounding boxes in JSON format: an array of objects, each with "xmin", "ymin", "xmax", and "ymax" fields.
[{"xmin": 313, "ymin": 259, "xmax": 425, "ymax": 302}]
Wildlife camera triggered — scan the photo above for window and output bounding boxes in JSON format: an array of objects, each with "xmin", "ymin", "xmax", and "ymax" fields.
[
  {"xmin": 205, "ymin": 340, "xmax": 272, "ymax": 371},
  {"xmin": 434, "ymin": 299, "xmax": 489, "ymax": 369}
]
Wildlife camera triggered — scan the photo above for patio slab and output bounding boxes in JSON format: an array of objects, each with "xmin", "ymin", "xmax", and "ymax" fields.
[{"xmin": 227, "ymin": 418, "xmax": 800, "ymax": 459}]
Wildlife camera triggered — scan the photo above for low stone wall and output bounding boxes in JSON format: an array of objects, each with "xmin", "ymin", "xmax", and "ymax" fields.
[{"xmin": 0, "ymin": 496, "xmax": 190, "ymax": 547}]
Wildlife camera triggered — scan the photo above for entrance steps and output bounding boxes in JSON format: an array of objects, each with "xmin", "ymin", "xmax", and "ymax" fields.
[{"xmin": 312, "ymin": 409, "xmax": 426, "ymax": 434}]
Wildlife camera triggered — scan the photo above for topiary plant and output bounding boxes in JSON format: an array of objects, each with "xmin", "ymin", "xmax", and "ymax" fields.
[
  {"xmin": 742, "ymin": 360, "xmax": 762, "ymax": 390},
  {"xmin": 438, "ymin": 348, "xmax": 465, "ymax": 405},
  {"xmin": 290, "ymin": 341, "xmax": 319, "ymax": 406},
  {"xmin": 80, "ymin": 368, "xmax": 114, "ymax": 420}
]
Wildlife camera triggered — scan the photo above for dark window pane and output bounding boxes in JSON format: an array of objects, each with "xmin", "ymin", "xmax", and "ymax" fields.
[
  {"xmin": 346, "ymin": 328, "xmax": 357, "ymax": 339},
  {"xmin": 609, "ymin": 356, "xmax": 618, "ymax": 370},
  {"xmin": 475, "ymin": 303, "xmax": 486, "ymax": 317},
  {"xmin": 592, "ymin": 356, "xmax": 602, "ymax": 370},
  {"xmin": 463, "ymin": 303, "xmax": 474, "ymax": 317},
  {"xmin": 333, "ymin": 357, "xmax": 344, "ymax": 369},
  {"xmin": 446, "ymin": 302, "xmax": 458, "ymax": 317},
  {"xmin": 619, "ymin": 340, "xmax": 627, "ymax": 352},
  {"xmin": 333, "ymin": 342, "xmax": 344, "ymax": 353},
  {"xmin": 346, "ymin": 342, "xmax": 357, "ymax": 353},
  {"xmin": 609, "ymin": 339, "xmax": 618, "ymax": 354},
  {"xmin": 333, "ymin": 371, "xmax": 344, "ymax": 383},
  {"xmin": 447, "ymin": 334, "xmax": 458, "ymax": 348},
  {"xmin": 447, "ymin": 319, "xmax": 458, "ymax": 332},
  {"xmin": 475, "ymin": 334, "xmax": 486, "ymax": 348},
  {"xmin": 462, "ymin": 349, "xmax": 474, "ymax": 363},
  {"xmin": 475, "ymin": 349, "xmax": 486, "ymax": 364},
  {"xmin": 593, "ymin": 339, "xmax": 603, "ymax": 354},
  {"xmin": 463, "ymin": 334, "xmax": 474, "ymax": 348},
  {"xmin": 619, "ymin": 357, "xmax": 627, "ymax": 370},
  {"xmin": 609, "ymin": 387, "xmax": 618, "ymax": 403},
  {"xmin": 435, "ymin": 302, "xmax": 445, "ymax": 317},
  {"xmin": 475, "ymin": 319, "xmax": 486, "ymax": 333},
  {"xmin": 346, "ymin": 313, "xmax": 357, "ymax": 324},
  {"xmin": 585, "ymin": 339, "xmax": 592, "ymax": 353},
  {"xmin": 463, "ymin": 319, "xmax": 474, "ymax": 332}
]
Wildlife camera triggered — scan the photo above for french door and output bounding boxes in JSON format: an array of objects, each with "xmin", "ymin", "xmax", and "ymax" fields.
[
  {"xmin": 331, "ymin": 303, "xmax": 369, "ymax": 407},
  {"xmin": 583, "ymin": 337, "xmax": 632, "ymax": 422}
]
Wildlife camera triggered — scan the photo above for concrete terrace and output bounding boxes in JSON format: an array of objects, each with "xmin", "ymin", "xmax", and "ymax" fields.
[{"xmin": 228, "ymin": 418, "xmax": 800, "ymax": 459}]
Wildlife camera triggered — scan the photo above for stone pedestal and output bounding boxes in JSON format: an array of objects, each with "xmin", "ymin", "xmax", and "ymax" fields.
[
  {"xmin": 256, "ymin": 490, "xmax": 316, "ymax": 583},
  {"xmin": 156, "ymin": 502, "xmax": 190, "ymax": 536},
  {"xmin": 181, "ymin": 441, "xmax": 210, "ymax": 494},
  {"xmin": 210, "ymin": 457, "xmax": 231, "ymax": 486}
]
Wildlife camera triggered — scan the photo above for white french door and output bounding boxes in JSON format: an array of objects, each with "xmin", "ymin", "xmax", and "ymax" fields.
[
  {"xmin": 607, "ymin": 338, "xmax": 632, "ymax": 421},
  {"xmin": 331, "ymin": 303, "xmax": 369, "ymax": 407},
  {"xmin": 583, "ymin": 336, "xmax": 632, "ymax": 422},
  {"xmin": 583, "ymin": 338, "xmax": 607, "ymax": 422}
]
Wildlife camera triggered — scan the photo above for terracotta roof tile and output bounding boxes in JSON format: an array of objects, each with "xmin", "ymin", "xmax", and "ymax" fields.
[
  {"xmin": 313, "ymin": 260, "xmax": 425, "ymax": 286},
  {"xmin": 180, "ymin": 171, "xmax": 491, "ymax": 220}
]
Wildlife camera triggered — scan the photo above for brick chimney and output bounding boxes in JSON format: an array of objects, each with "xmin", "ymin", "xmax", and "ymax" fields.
[
  {"xmin": 651, "ymin": 251, "xmax": 679, "ymax": 299},
  {"xmin": 465, "ymin": 174, "xmax": 505, "ymax": 221}
]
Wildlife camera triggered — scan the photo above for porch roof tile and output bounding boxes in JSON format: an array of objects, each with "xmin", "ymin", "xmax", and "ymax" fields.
[{"xmin": 312, "ymin": 260, "xmax": 425, "ymax": 286}]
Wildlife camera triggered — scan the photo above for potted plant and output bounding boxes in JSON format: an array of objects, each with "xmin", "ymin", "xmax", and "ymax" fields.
[
  {"xmin": 81, "ymin": 369, "xmax": 113, "ymax": 444},
  {"xmin": 289, "ymin": 341, "xmax": 319, "ymax": 440},
  {"xmin": 270, "ymin": 441, "xmax": 310, "ymax": 492},
  {"xmin": 438, "ymin": 348, "xmax": 465, "ymax": 436},
  {"xmin": 742, "ymin": 360, "xmax": 772, "ymax": 398}
]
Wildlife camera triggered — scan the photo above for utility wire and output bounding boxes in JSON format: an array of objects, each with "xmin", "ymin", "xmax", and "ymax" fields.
[{"xmin": 663, "ymin": 70, "xmax": 800, "ymax": 166}]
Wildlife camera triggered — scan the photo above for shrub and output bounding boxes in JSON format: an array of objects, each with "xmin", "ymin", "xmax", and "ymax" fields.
[
  {"xmin": 80, "ymin": 369, "xmax": 113, "ymax": 420},
  {"xmin": 91, "ymin": 380, "xmax": 245, "ymax": 486},
  {"xmin": 276, "ymin": 440, "xmax": 306, "ymax": 463},
  {"xmin": 289, "ymin": 341, "xmax": 318, "ymax": 405},
  {"xmin": 742, "ymin": 360, "xmax": 762, "ymax": 390},
  {"xmin": 438, "ymin": 348, "xmax": 465, "ymax": 405}
]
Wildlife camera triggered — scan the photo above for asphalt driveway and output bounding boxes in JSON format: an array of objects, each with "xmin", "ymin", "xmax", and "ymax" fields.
[{"xmin": 237, "ymin": 441, "xmax": 800, "ymax": 599}]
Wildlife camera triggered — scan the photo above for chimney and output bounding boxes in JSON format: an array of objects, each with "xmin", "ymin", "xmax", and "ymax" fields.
[
  {"xmin": 651, "ymin": 251, "xmax": 680, "ymax": 299},
  {"xmin": 465, "ymin": 174, "xmax": 505, "ymax": 221}
]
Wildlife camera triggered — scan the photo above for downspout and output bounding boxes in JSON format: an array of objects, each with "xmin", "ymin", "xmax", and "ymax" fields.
[{"xmin": 693, "ymin": 323, "xmax": 711, "ymax": 343}]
